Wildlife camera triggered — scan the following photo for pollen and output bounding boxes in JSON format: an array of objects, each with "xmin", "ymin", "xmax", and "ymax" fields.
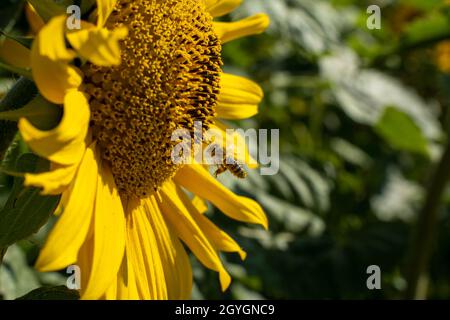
[{"xmin": 81, "ymin": 0, "xmax": 222, "ymax": 198}]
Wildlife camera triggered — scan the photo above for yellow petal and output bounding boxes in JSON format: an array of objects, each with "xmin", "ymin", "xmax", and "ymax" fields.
[
  {"xmin": 177, "ymin": 185, "xmax": 247, "ymax": 260},
  {"xmin": 77, "ymin": 234, "xmax": 94, "ymax": 297},
  {"xmin": 124, "ymin": 198, "xmax": 168, "ymax": 300},
  {"xmin": 79, "ymin": 150, "xmax": 126, "ymax": 300},
  {"xmin": 112, "ymin": 248, "xmax": 140, "ymax": 300},
  {"xmin": 159, "ymin": 182, "xmax": 232, "ymax": 291},
  {"xmin": 217, "ymin": 73, "xmax": 263, "ymax": 119},
  {"xmin": 25, "ymin": 3, "xmax": 45, "ymax": 34},
  {"xmin": 103, "ymin": 278, "xmax": 117, "ymax": 300},
  {"xmin": 31, "ymin": 16, "xmax": 82, "ymax": 104},
  {"xmin": 34, "ymin": 14, "xmax": 75, "ymax": 60},
  {"xmin": 24, "ymin": 162, "xmax": 79, "ymax": 195},
  {"xmin": 96, "ymin": 0, "xmax": 118, "ymax": 27},
  {"xmin": 214, "ymin": 13, "xmax": 270, "ymax": 43},
  {"xmin": 174, "ymin": 163, "xmax": 268, "ymax": 229},
  {"xmin": 19, "ymin": 90, "xmax": 90, "ymax": 166},
  {"xmin": 192, "ymin": 196, "xmax": 209, "ymax": 214},
  {"xmin": 0, "ymin": 38, "xmax": 31, "ymax": 69},
  {"xmin": 35, "ymin": 143, "xmax": 97, "ymax": 271},
  {"xmin": 211, "ymin": 121, "xmax": 259, "ymax": 169},
  {"xmin": 205, "ymin": 0, "xmax": 242, "ymax": 17},
  {"xmin": 67, "ymin": 23, "xmax": 128, "ymax": 67},
  {"xmin": 144, "ymin": 196, "xmax": 192, "ymax": 299},
  {"xmin": 54, "ymin": 185, "xmax": 71, "ymax": 216}
]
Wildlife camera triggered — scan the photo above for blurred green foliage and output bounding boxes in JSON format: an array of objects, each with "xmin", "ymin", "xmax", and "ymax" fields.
[
  {"xmin": 2, "ymin": 0, "xmax": 450, "ymax": 300},
  {"xmin": 192, "ymin": 0, "xmax": 450, "ymax": 300}
]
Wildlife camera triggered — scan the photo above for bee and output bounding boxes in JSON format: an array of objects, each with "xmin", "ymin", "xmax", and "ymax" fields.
[
  {"xmin": 214, "ymin": 156, "xmax": 248, "ymax": 179},
  {"xmin": 207, "ymin": 142, "xmax": 248, "ymax": 179}
]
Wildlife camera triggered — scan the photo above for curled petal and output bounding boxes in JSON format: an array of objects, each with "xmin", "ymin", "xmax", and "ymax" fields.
[
  {"xmin": 19, "ymin": 90, "xmax": 90, "ymax": 166},
  {"xmin": 24, "ymin": 162, "xmax": 79, "ymax": 195},
  {"xmin": 205, "ymin": 0, "xmax": 242, "ymax": 17},
  {"xmin": 174, "ymin": 163, "xmax": 268, "ymax": 229},
  {"xmin": 67, "ymin": 22, "xmax": 128, "ymax": 67},
  {"xmin": 217, "ymin": 73, "xmax": 263, "ymax": 120},
  {"xmin": 214, "ymin": 14, "xmax": 270, "ymax": 43},
  {"xmin": 177, "ymin": 185, "xmax": 247, "ymax": 260},
  {"xmin": 31, "ymin": 16, "xmax": 82, "ymax": 104}
]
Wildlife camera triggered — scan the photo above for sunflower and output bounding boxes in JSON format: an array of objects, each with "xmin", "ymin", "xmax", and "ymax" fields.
[{"xmin": 0, "ymin": 0, "xmax": 270, "ymax": 299}]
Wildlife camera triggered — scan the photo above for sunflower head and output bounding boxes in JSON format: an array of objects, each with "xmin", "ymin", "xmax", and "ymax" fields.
[
  {"xmin": 83, "ymin": 0, "xmax": 223, "ymax": 197},
  {"xmin": 0, "ymin": 0, "xmax": 271, "ymax": 300}
]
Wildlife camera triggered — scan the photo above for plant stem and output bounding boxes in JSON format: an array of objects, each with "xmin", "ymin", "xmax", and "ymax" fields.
[
  {"xmin": 405, "ymin": 137, "xmax": 450, "ymax": 299},
  {"xmin": 0, "ymin": 77, "xmax": 37, "ymax": 162}
]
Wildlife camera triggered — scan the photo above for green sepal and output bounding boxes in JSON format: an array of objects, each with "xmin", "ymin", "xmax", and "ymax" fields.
[
  {"xmin": 27, "ymin": 0, "xmax": 67, "ymax": 22},
  {"xmin": 0, "ymin": 60, "xmax": 32, "ymax": 79},
  {"xmin": 0, "ymin": 30, "xmax": 33, "ymax": 49},
  {"xmin": 0, "ymin": 94, "xmax": 62, "ymax": 130}
]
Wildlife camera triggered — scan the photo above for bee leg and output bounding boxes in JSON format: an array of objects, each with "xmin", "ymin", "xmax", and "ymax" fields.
[{"xmin": 214, "ymin": 165, "xmax": 226, "ymax": 177}]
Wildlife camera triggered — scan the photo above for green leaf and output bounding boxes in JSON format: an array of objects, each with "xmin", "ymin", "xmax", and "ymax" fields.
[
  {"xmin": 0, "ymin": 78, "xmax": 37, "ymax": 165},
  {"xmin": 0, "ymin": 31, "xmax": 33, "ymax": 49},
  {"xmin": 1, "ymin": 134, "xmax": 28, "ymax": 173},
  {"xmin": 0, "ymin": 60, "xmax": 32, "ymax": 79},
  {"xmin": 27, "ymin": 0, "xmax": 66, "ymax": 22},
  {"xmin": 0, "ymin": 153, "xmax": 60, "ymax": 247},
  {"xmin": 401, "ymin": 12, "xmax": 450, "ymax": 48},
  {"xmin": 17, "ymin": 286, "xmax": 80, "ymax": 300},
  {"xmin": 375, "ymin": 106, "xmax": 429, "ymax": 156},
  {"xmin": 0, "ymin": 95, "xmax": 62, "ymax": 130},
  {"xmin": 0, "ymin": 245, "xmax": 41, "ymax": 299}
]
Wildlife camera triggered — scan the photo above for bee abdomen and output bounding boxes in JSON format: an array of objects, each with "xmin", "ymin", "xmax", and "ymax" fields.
[{"xmin": 224, "ymin": 157, "xmax": 247, "ymax": 179}]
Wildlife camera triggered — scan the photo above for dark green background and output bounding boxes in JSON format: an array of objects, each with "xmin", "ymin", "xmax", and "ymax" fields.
[{"xmin": 2, "ymin": 0, "xmax": 450, "ymax": 300}]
